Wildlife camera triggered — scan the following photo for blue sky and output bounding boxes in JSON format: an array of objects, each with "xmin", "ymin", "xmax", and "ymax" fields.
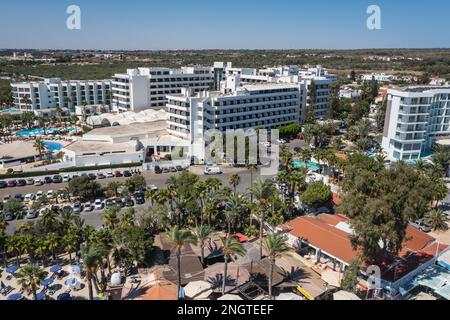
[{"xmin": 0, "ymin": 0, "xmax": 449, "ymax": 50}]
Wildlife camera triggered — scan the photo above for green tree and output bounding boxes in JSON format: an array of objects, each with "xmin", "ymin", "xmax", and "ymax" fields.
[
  {"xmin": 300, "ymin": 182, "xmax": 332, "ymax": 208},
  {"xmin": 33, "ymin": 138, "xmax": 46, "ymax": 161},
  {"xmin": 16, "ymin": 264, "xmax": 47, "ymax": 300},
  {"xmin": 228, "ymin": 174, "xmax": 241, "ymax": 196},
  {"xmin": 341, "ymin": 259, "xmax": 361, "ymax": 293},
  {"xmin": 80, "ymin": 242, "xmax": 107, "ymax": 300},
  {"xmin": 167, "ymin": 226, "xmax": 197, "ymax": 300},
  {"xmin": 221, "ymin": 237, "xmax": 246, "ymax": 295},
  {"xmin": 192, "ymin": 225, "xmax": 213, "ymax": 265},
  {"xmin": 264, "ymin": 233, "xmax": 288, "ymax": 299},
  {"xmin": 424, "ymin": 210, "xmax": 449, "ymax": 232}
]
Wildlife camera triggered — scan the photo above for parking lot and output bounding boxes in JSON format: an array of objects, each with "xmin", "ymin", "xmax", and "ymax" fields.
[{"xmin": 1, "ymin": 165, "xmax": 264, "ymax": 234}]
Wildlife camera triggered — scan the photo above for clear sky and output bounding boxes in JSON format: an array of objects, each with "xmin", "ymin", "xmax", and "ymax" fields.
[{"xmin": 0, "ymin": 0, "xmax": 449, "ymax": 50}]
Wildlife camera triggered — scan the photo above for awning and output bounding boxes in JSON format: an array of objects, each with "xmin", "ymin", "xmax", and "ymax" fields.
[{"xmin": 321, "ymin": 270, "xmax": 342, "ymax": 288}]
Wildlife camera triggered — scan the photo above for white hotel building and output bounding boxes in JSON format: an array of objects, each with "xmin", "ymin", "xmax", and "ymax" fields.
[
  {"xmin": 166, "ymin": 76, "xmax": 304, "ymax": 143},
  {"xmin": 111, "ymin": 66, "xmax": 214, "ymax": 112},
  {"xmin": 382, "ymin": 86, "xmax": 450, "ymax": 161},
  {"xmin": 11, "ymin": 78, "xmax": 112, "ymax": 113}
]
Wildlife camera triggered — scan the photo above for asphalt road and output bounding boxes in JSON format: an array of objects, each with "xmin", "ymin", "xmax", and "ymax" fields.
[{"xmin": 2, "ymin": 166, "xmax": 265, "ymax": 235}]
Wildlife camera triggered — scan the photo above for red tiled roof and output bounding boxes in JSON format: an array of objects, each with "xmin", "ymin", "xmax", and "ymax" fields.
[
  {"xmin": 287, "ymin": 215, "xmax": 444, "ymax": 267},
  {"xmin": 287, "ymin": 215, "xmax": 359, "ymax": 263}
]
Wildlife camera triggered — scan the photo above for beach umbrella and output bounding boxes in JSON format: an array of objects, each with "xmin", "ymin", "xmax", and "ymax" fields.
[
  {"xmin": 50, "ymin": 265, "xmax": 62, "ymax": 273},
  {"xmin": 110, "ymin": 272, "xmax": 122, "ymax": 286},
  {"xmin": 217, "ymin": 294, "xmax": 243, "ymax": 301},
  {"xmin": 6, "ymin": 265, "xmax": 19, "ymax": 274},
  {"xmin": 57, "ymin": 293, "xmax": 72, "ymax": 301},
  {"xmin": 7, "ymin": 293, "xmax": 23, "ymax": 301},
  {"xmin": 36, "ymin": 290, "xmax": 46, "ymax": 301},
  {"xmin": 70, "ymin": 265, "xmax": 81, "ymax": 275},
  {"xmin": 184, "ymin": 281, "xmax": 213, "ymax": 300},
  {"xmin": 41, "ymin": 276, "xmax": 55, "ymax": 287}
]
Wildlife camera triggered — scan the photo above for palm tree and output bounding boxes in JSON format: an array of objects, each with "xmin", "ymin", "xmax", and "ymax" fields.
[
  {"xmin": 80, "ymin": 242, "xmax": 106, "ymax": 300},
  {"xmin": 107, "ymin": 181, "xmax": 122, "ymax": 198},
  {"xmin": 424, "ymin": 210, "xmax": 449, "ymax": 231},
  {"xmin": 6, "ymin": 235, "xmax": 22, "ymax": 266},
  {"xmin": 263, "ymin": 233, "xmax": 288, "ymax": 299},
  {"xmin": 62, "ymin": 228, "xmax": 80, "ymax": 264},
  {"xmin": 249, "ymin": 179, "xmax": 276, "ymax": 259},
  {"xmin": 46, "ymin": 233, "xmax": 60, "ymax": 262},
  {"xmin": 33, "ymin": 138, "xmax": 45, "ymax": 161},
  {"xmin": 103, "ymin": 207, "xmax": 120, "ymax": 230},
  {"xmin": 167, "ymin": 226, "xmax": 198, "ymax": 300},
  {"xmin": 415, "ymin": 159, "xmax": 428, "ymax": 175},
  {"xmin": 224, "ymin": 195, "xmax": 243, "ymax": 236},
  {"xmin": 228, "ymin": 174, "xmax": 241, "ymax": 196},
  {"xmin": 245, "ymin": 163, "xmax": 258, "ymax": 202},
  {"xmin": 192, "ymin": 225, "xmax": 213, "ymax": 265},
  {"xmin": 221, "ymin": 237, "xmax": 246, "ymax": 295},
  {"xmin": 16, "ymin": 264, "xmax": 47, "ymax": 300},
  {"xmin": 145, "ymin": 188, "xmax": 158, "ymax": 207}
]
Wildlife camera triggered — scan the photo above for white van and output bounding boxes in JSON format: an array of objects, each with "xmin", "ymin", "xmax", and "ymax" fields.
[{"xmin": 204, "ymin": 167, "xmax": 222, "ymax": 175}]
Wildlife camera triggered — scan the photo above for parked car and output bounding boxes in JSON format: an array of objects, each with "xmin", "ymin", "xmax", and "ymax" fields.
[
  {"xmin": 410, "ymin": 219, "xmax": 431, "ymax": 233},
  {"xmin": 105, "ymin": 198, "xmax": 114, "ymax": 208},
  {"xmin": 84, "ymin": 202, "xmax": 93, "ymax": 212},
  {"xmin": 52, "ymin": 175, "xmax": 63, "ymax": 183},
  {"xmin": 135, "ymin": 192, "xmax": 145, "ymax": 205},
  {"xmin": 0, "ymin": 181, "xmax": 7, "ymax": 188},
  {"xmin": 106, "ymin": 172, "xmax": 115, "ymax": 178},
  {"xmin": 24, "ymin": 193, "xmax": 36, "ymax": 203},
  {"xmin": 17, "ymin": 179, "xmax": 27, "ymax": 187},
  {"xmin": 123, "ymin": 170, "xmax": 132, "ymax": 177},
  {"xmin": 4, "ymin": 212, "xmax": 15, "ymax": 221},
  {"xmin": 14, "ymin": 193, "xmax": 23, "ymax": 202},
  {"xmin": 39, "ymin": 208, "xmax": 48, "ymax": 216},
  {"xmin": 3, "ymin": 195, "xmax": 11, "ymax": 203},
  {"xmin": 204, "ymin": 167, "xmax": 222, "ymax": 175},
  {"xmin": 94, "ymin": 199, "xmax": 103, "ymax": 210},
  {"xmin": 36, "ymin": 191, "xmax": 44, "ymax": 199},
  {"xmin": 26, "ymin": 209, "xmax": 38, "ymax": 220},
  {"xmin": 63, "ymin": 175, "xmax": 71, "ymax": 183},
  {"xmin": 154, "ymin": 166, "xmax": 163, "ymax": 174},
  {"xmin": 25, "ymin": 178, "xmax": 34, "ymax": 185},
  {"xmin": 44, "ymin": 176, "xmax": 53, "ymax": 184},
  {"xmin": 162, "ymin": 167, "xmax": 170, "ymax": 173},
  {"xmin": 62, "ymin": 205, "xmax": 73, "ymax": 213},
  {"xmin": 169, "ymin": 167, "xmax": 178, "ymax": 173},
  {"xmin": 7, "ymin": 180, "xmax": 17, "ymax": 187},
  {"xmin": 88, "ymin": 174, "xmax": 97, "ymax": 181},
  {"xmin": 97, "ymin": 173, "xmax": 106, "ymax": 180},
  {"xmin": 73, "ymin": 202, "xmax": 82, "ymax": 213},
  {"xmin": 176, "ymin": 165, "xmax": 185, "ymax": 172},
  {"xmin": 114, "ymin": 198, "xmax": 124, "ymax": 208},
  {"xmin": 114, "ymin": 171, "xmax": 123, "ymax": 177},
  {"xmin": 34, "ymin": 179, "xmax": 43, "ymax": 186},
  {"xmin": 149, "ymin": 185, "xmax": 158, "ymax": 191},
  {"xmin": 124, "ymin": 198, "xmax": 134, "ymax": 207},
  {"xmin": 51, "ymin": 205, "xmax": 60, "ymax": 213},
  {"xmin": 47, "ymin": 190, "xmax": 54, "ymax": 199}
]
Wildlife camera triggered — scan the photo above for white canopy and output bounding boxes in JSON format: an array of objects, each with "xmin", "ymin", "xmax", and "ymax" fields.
[
  {"xmin": 333, "ymin": 290, "xmax": 361, "ymax": 300},
  {"xmin": 184, "ymin": 281, "xmax": 213, "ymax": 300},
  {"xmin": 321, "ymin": 269, "xmax": 342, "ymax": 288},
  {"xmin": 276, "ymin": 292, "xmax": 304, "ymax": 300},
  {"xmin": 217, "ymin": 294, "xmax": 243, "ymax": 301}
]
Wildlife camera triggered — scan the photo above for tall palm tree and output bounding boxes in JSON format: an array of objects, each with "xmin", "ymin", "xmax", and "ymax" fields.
[
  {"xmin": 228, "ymin": 174, "xmax": 241, "ymax": 196},
  {"xmin": 145, "ymin": 187, "xmax": 159, "ymax": 207},
  {"xmin": 107, "ymin": 181, "xmax": 122, "ymax": 198},
  {"xmin": 16, "ymin": 264, "xmax": 47, "ymax": 300},
  {"xmin": 62, "ymin": 228, "xmax": 80, "ymax": 264},
  {"xmin": 6, "ymin": 235, "xmax": 22, "ymax": 266},
  {"xmin": 80, "ymin": 242, "xmax": 107, "ymax": 300},
  {"xmin": 167, "ymin": 226, "xmax": 198, "ymax": 300},
  {"xmin": 103, "ymin": 207, "xmax": 120, "ymax": 230},
  {"xmin": 424, "ymin": 210, "xmax": 449, "ymax": 231},
  {"xmin": 46, "ymin": 233, "xmax": 60, "ymax": 262},
  {"xmin": 192, "ymin": 225, "xmax": 213, "ymax": 266},
  {"xmin": 33, "ymin": 138, "xmax": 45, "ymax": 161},
  {"xmin": 245, "ymin": 163, "xmax": 258, "ymax": 203},
  {"xmin": 249, "ymin": 179, "xmax": 276, "ymax": 259},
  {"xmin": 221, "ymin": 237, "xmax": 246, "ymax": 295},
  {"xmin": 224, "ymin": 195, "xmax": 243, "ymax": 236},
  {"xmin": 263, "ymin": 233, "xmax": 288, "ymax": 299}
]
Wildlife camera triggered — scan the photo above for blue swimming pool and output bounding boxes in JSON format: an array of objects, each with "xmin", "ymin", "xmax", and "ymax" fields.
[
  {"xmin": 43, "ymin": 141, "xmax": 64, "ymax": 152},
  {"xmin": 17, "ymin": 127, "xmax": 75, "ymax": 137},
  {"xmin": 293, "ymin": 160, "xmax": 321, "ymax": 171}
]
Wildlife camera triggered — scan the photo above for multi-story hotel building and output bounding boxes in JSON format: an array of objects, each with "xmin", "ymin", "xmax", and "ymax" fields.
[
  {"xmin": 382, "ymin": 86, "xmax": 450, "ymax": 161},
  {"xmin": 166, "ymin": 76, "xmax": 303, "ymax": 143},
  {"xmin": 111, "ymin": 67, "xmax": 214, "ymax": 112},
  {"xmin": 11, "ymin": 78, "xmax": 112, "ymax": 112}
]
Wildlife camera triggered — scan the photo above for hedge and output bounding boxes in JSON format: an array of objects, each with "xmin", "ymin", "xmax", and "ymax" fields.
[{"xmin": 0, "ymin": 162, "xmax": 143, "ymax": 180}]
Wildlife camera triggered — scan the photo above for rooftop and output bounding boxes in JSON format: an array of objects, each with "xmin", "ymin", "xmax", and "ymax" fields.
[{"xmin": 0, "ymin": 141, "xmax": 39, "ymax": 161}]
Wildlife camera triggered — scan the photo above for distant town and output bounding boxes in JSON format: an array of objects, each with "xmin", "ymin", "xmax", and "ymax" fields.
[{"xmin": 0, "ymin": 48, "xmax": 450, "ymax": 302}]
